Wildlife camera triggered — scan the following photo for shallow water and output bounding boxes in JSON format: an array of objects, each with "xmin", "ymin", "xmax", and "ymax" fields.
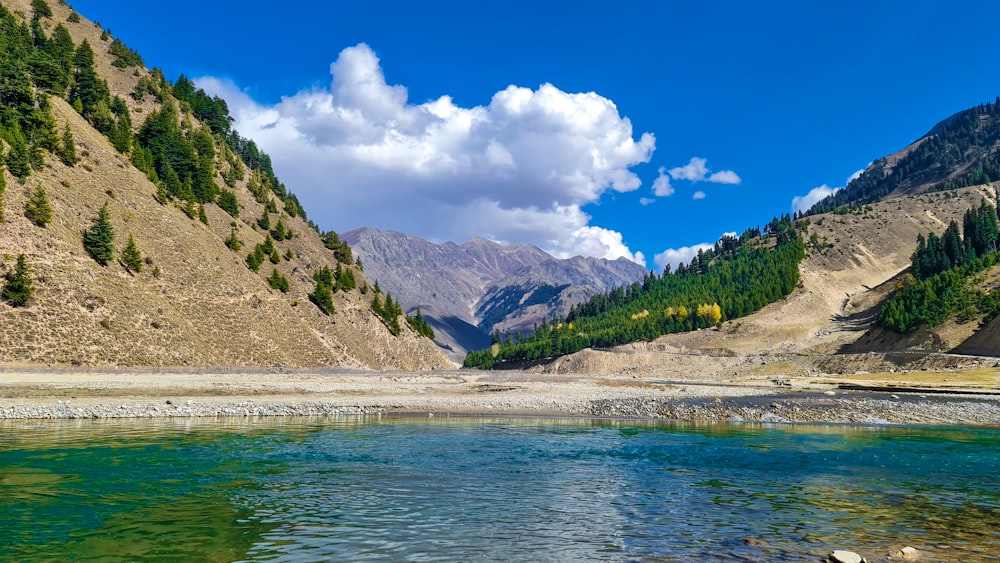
[{"xmin": 1, "ymin": 416, "xmax": 998, "ymax": 562}]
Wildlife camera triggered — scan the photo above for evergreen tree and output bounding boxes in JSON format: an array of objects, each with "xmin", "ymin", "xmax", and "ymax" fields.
[
  {"xmin": 224, "ymin": 224, "xmax": 242, "ymax": 251},
  {"xmin": 120, "ymin": 234, "xmax": 142, "ymax": 273},
  {"xmin": 309, "ymin": 267, "xmax": 335, "ymax": 315},
  {"xmin": 257, "ymin": 210, "xmax": 270, "ymax": 230},
  {"xmin": 5, "ymin": 125, "xmax": 32, "ymax": 179},
  {"xmin": 245, "ymin": 245, "xmax": 265, "ymax": 272},
  {"xmin": 69, "ymin": 40, "xmax": 110, "ymax": 120},
  {"xmin": 2, "ymin": 254, "xmax": 33, "ymax": 306},
  {"xmin": 267, "ymin": 268, "xmax": 289, "ymax": 293},
  {"xmin": 58, "ymin": 123, "xmax": 77, "ymax": 165},
  {"xmin": 406, "ymin": 308, "xmax": 435, "ymax": 339},
  {"xmin": 30, "ymin": 0, "xmax": 52, "ymax": 20},
  {"xmin": 23, "ymin": 185, "xmax": 52, "ymax": 226},
  {"xmin": 218, "ymin": 190, "xmax": 239, "ymax": 218},
  {"xmin": 83, "ymin": 202, "xmax": 115, "ymax": 265}
]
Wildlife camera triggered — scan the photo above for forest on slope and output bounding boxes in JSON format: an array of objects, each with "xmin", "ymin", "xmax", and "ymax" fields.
[
  {"xmin": 464, "ymin": 219, "xmax": 805, "ymax": 368},
  {"xmin": 876, "ymin": 199, "xmax": 1000, "ymax": 334},
  {"xmin": 0, "ymin": 0, "xmax": 447, "ymax": 368},
  {"xmin": 807, "ymin": 99, "xmax": 1000, "ymax": 214}
]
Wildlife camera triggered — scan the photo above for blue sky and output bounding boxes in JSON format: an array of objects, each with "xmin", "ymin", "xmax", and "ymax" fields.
[{"xmin": 71, "ymin": 0, "xmax": 1000, "ymax": 270}]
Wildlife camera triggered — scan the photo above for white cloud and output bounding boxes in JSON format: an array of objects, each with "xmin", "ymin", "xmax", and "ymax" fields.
[
  {"xmin": 652, "ymin": 166, "xmax": 674, "ymax": 197},
  {"xmin": 791, "ymin": 184, "xmax": 841, "ymax": 214},
  {"xmin": 847, "ymin": 167, "xmax": 866, "ymax": 184},
  {"xmin": 654, "ymin": 243, "xmax": 713, "ymax": 273},
  {"xmin": 669, "ymin": 157, "xmax": 709, "ymax": 181},
  {"xmin": 667, "ymin": 156, "xmax": 740, "ymax": 185},
  {"xmin": 639, "ymin": 197, "xmax": 656, "ymax": 206},
  {"xmin": 692, "ymin": 190, "xmax": 706, "ymax": 200},
  {"xmin": 790, "ymin": 166, "xmax": 868, "ymax": 214},
  {"xmin": 707, "ymin": 170, "xmax": 741, "ymax": 184},
  {"xmin": 197, "ymin": 44, "xmax": 655, "ymax": 264}
]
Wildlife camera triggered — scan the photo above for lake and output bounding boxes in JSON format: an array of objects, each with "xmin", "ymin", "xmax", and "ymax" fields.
[{"xmin": 2, "ymin": 416, "xmax": 998, "ymax": 561}]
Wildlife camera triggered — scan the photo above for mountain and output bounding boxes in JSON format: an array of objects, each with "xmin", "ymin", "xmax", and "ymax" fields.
[
  {"xmin": 0, "ymin": 0, "xmax": 449, "ymax": 369},
  {"xmin": 342, "ymin": 227, "xmax": 648, "ymax": 359},
  {"xmin": 807, "ymin": 100, "xmax": 1000, "ymax": 214}
]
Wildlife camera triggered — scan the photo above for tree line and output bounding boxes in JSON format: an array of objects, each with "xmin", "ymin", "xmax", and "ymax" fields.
[
  {"xmin": 806, "ymin": 97, "xmax": 1000, "ymax": 215},
  {"xmin": 465, "ymin": 220, "xmax": 805, "ymax": 369},
  {"xmin": 877, "ymin": 199, "xmax": 1000, "ymax": 333}
]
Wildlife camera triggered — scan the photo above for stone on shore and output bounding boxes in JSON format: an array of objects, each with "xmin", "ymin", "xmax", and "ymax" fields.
[{"xmin": 829, "ymin": 550, "xmax": 865, "ymax": 563}]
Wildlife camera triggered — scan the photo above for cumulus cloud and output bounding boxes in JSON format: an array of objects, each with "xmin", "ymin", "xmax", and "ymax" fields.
[
  {"xmin": 669, "ymin": 157, "xmax": 709, "ymax": 182},
  {"xmin": 198, "ymin": 44, "xmax": 655, "ymax": 263},
  {"xmin": 667, "ymin": 157, "xmax": 740, "ymax": 184},
  {"xmin": 654, "ymin": 243, "xmax": 713, "ymax": 273},
  {"xmin": 652, "ymin": 166, "xmax": 674, "ymax": 197},
  {"xmin": 791, "ymin": 167, "xmax": 869, "ymax": 214},
  {"xmin": 692, "ymin": 191, "xmax": 706, "ymax": 200},
  {"xmin": 791, "ymin": 184, "xmax": 841, "ymax": 214},
  {"xmin": 707, "ymin": 170, "xmax": 741, "ymax": 184}
]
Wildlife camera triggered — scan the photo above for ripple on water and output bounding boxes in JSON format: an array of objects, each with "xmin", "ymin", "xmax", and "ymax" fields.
[{"xmin": 1, "ymin": 417, "xmax": 998, "ymax": 562}]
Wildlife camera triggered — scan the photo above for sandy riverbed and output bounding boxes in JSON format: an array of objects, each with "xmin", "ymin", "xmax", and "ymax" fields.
[{"xmin": 2, "ymin": 366, "xmax": 999, "ymax": 425}]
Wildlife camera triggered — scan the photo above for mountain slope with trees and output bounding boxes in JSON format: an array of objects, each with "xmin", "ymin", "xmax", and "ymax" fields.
[
  {"xmin": 807, "ymin": 99, "xmax": 1000, "ymax": 214},
  {"xmin": 0, "ymin": 0, "xmax": 448, "ymax": 369}
]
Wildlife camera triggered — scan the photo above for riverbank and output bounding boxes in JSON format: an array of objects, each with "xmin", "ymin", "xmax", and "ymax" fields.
[{"xmin": 2, "ymin": 366, "xmax": 999, "ymax": 424}]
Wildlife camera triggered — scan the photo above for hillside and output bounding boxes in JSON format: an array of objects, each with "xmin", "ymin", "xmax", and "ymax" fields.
[
  {"xmin": 0, "ymin": 0, "xmax": 450, "ymax": 369},
  {"xmin": 808, "ymin": 100, "xmax": 1000, "ymax": 213},
  {"xmin": 533, "ymin": 184, "xmax": 998, "ymax": 377},
  {"xmin": 343, "ymin": 227, "xmax": 647, "ymax": 360}
]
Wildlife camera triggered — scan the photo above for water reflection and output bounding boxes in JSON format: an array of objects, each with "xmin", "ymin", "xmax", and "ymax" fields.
[{"xmin": 1, "ymin": 417, "xmax": 998, "ymax": 561}]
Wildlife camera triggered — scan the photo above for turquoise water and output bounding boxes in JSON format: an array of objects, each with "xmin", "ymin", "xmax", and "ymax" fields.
[{"xmin": 1, "ymin": 417, "xmax": 999, "ymax": 562}]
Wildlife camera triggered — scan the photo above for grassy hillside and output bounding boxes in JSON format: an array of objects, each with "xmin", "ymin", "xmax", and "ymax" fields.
[{"xmin": 0, "ymin": 0, "xmax": 449, "ymax": 369}]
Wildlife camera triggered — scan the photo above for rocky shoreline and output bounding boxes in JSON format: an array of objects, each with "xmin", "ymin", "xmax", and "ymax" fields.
[
  {"xmin": 1, "ymin": 366, "xmax": 998, "ymax": 424},
  {"xmin": 588, "ymin": 393, "xmax": 1000, "ymax": 425},
  {"xmin": 3, "ymin": 391, "xmax": 999, "ymax": 426}
]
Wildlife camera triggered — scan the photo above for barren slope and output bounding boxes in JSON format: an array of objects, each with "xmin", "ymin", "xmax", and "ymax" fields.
[{"xmin": 0, "ymin": 1, "xmax": 450, "ymax": 369}]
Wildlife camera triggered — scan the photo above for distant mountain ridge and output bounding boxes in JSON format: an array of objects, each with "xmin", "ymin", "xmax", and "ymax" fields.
[
  {"xmin": 343, "ymin": 228, "xmax": 648, "ymax": 359},
  {"xmin": 808, "ymin": 99, "xmax": 1000, "ymax": 213}
]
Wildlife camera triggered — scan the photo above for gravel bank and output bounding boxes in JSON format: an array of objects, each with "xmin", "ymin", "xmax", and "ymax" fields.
[
  {"xmin": 589, "ymin": 393, "xmax": 1000, "ymax": 425},
  {"xmin": 1, "ymin": 367, "xmax": 998, "ymax": 424}
]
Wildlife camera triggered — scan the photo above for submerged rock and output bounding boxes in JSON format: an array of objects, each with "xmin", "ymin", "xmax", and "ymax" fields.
[
  {"xmin": 889, "ymin": 546, "xmax": 920, "ymax": 559},
  {"xmin": 742, "ymin": 537, "xmax": 769, "ymax": 548}
]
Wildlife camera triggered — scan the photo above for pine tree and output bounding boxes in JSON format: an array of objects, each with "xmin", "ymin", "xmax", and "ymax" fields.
[
  {"xmin": 58, "ymin": 124, "xmax": 77, "ymax": 165},
  {"xmin": 2, "ymin": 254, "xmax": 34, "ymax": 307},
  {"xmin": 309, "ymin": 272, "xmax": 335, "ymax": 315},
  {"xmin": 30, "ymin": 0, "xmax": 52, "ymax": 19},
  {"xmin": 218, "ymin": 190, "xmax": 239, "ymax": 218},
  {"xmin": 121, "ymin": 234, "xmax": 142, "ymax": 273},
  {"xmin": 224, "ymin": 224, "xmax": 242, "ymax": 251},
  {"xmin": 23, "ymin": 185, "xmax": 52, "ymax": 226},
  {"xmin": 83, "ymin": 202, "xmax": 115, "ymax": 265},
  {"xmin": 6, "ymin": 126, "xmax": 32, "ymax": 179},
  {"xmin": 267, "ymin": 268, "xmax": 289, "ymax": 292}
]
